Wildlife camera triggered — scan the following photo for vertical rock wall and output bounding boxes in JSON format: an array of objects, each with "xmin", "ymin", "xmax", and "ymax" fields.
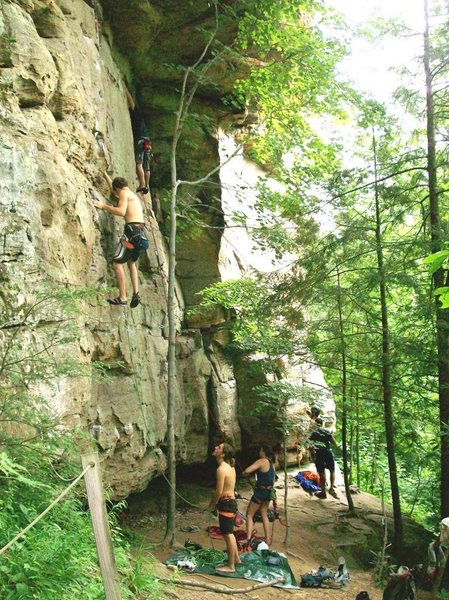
[
  {"xmin": 0, "ymin": 0, "xmax": 334, "ymax": 496},
  {"xmin": 0, "ymin": 0, "xmax": 240, "ymax": 498},
  {"xmin": 217, "ymin": 132, "xmax": 337, "ymax": 448}
]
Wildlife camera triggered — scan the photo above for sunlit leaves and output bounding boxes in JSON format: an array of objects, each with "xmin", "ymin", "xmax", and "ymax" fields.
[{"xmin": 233, "ymin": 0, "xmax": 347, "ymax": 173}]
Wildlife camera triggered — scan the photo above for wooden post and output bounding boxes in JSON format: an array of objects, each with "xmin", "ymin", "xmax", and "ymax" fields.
[{"xmin": 82, "ymin": 452, "xmax": 122, "ymax": 600}]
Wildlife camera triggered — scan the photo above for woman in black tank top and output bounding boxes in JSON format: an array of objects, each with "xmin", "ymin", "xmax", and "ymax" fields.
[{"xmin": 242, "ymin": 445, "xmax": 275, "ymax": 546}]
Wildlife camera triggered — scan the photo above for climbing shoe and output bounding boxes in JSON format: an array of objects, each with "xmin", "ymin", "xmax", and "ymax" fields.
[
  {"xmin": 314, "ymin": 491, "xmax": 327, "ymax": 499},
  {"xmin": 107, "ymin": 297, "xmax": 127, "ymax": 306},
  {"xmin": 136, "ymin": 186, "xmax": 148, "ymax": 194},
  {"xmin": 130, "ymin": 292, "xmax": 141, "ymax": 308}
]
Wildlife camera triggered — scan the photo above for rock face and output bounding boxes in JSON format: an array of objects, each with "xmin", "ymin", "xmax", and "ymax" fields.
[
  {"xmin": 0, "ymin": 0, "xmax": 239, "ymax": 498},
  {"xmin": 0, "ymin": 0, "xmax": 333, "ymax": 497},
  {"xmin": 217, "ymin": 132, "xmax": 336, "ymax": 453}
]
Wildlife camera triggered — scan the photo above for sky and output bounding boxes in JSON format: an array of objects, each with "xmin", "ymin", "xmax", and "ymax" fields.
[{"xmin": 327, "ymin": 0, "xmax": 425, "ymax": 104}]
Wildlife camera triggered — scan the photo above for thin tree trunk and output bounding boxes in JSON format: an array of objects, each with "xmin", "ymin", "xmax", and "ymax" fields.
[
  {"xmin": 355, "ymin": 389, "xmax": 360, "ymax": 489},
  {"xmin": 165, "ymin": 10, "xmax": 222, "ymax": 544},
  {"xmin": 165, "ymin": 127, "xmax": 180, "ymax": 546},
  {"xmin": 373, "ymin": 131, "xmax": 402, "ymax": 549},
  {"xmin": 349, "ymin": 385, "xmax": 354, "ymax": 485},
  {"xmin": 336, "ymin": 269, "xmax": 355, "ymax": 512},
  {"xmin": 423, "ymin": 0, "xmax": 449, "ymax": 519},
  {"xmin": 283, "ymin": 434, "xmax": 289, "ymax": 545},
  {"xmin": 165, "ymin": 63, "xmax": 191, "ymax": 544},
  {"xmin": 408, "ymin": 465, "xmax": 422, "ymax": 518},
  {"xmin": 377, "ymin": 473, "xmax": 389, "ymax": 583},
  {"xmin": 370, "ymin": 431, "xmax": 378, "ymax": 492}
]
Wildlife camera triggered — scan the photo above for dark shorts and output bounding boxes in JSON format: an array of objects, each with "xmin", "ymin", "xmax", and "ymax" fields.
[
  {"xmin": 217, "ymin": 498, "xmax": 237, "ymax": 535},
  {"xmin": 134, "ymin": 138, "xmax": 152, "ymax": 172},
  {"xmin": 113, "ymin": 223, "xmax": 147, "ymax": 264},
  {"xmin": 250, "ymin": 487, "xmax": 272, "ymax": 505},
  {"xmin": 315, "ymin": 449, "xmax": 335, "ymax": 473}
]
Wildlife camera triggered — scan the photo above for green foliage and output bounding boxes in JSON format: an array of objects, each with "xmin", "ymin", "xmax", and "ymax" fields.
[
  {"xmin": 424, "ymin": 250, "xmax": 449, "ymax": 274},
  {"xmin": 424, "ymin": 249, "xmax": 449, "ymax": 308},
  {"xmin": 233, "ymin": 0, "xmax": 347, "ymax": 178},
  {"xmin": 0, "ymin": 290, "xmax": 163, "ymax": 599},
  {"xmin": 253, "ymin": 381, "xmax": 321, "ymax": 437},
  {"xmin": 0, "ymin": 32, "xmax": 15, "ymax": 69},
  {"xmin": 198, "ymin": 277, "xmax": 304, "ymax": 359},
  {"xmin": 231, "ymin": 64, "xmax": 445, "ymax": 527}
]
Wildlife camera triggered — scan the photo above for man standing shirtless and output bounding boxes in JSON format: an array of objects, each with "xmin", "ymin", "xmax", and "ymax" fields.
[
  {"xmin": 94, "ymin": 173, "xmax": 148, "ymax": 308},
  {"xmin": 210, "ymin": 443, "xmax": 240, "ymax": 573}
]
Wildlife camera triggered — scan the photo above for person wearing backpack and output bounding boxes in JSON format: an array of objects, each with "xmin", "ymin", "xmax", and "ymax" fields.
[
  {"xmin": 94, "ymin": 174, "xmax": 148, "ymax": 308},
  {"xmin": 308, "ymin": 417, "xmax": 337, "ymax": 499}
]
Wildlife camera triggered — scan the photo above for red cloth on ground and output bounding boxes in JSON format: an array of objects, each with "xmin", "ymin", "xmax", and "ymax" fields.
[
  {"xmin": 205, "ymin": 526, "xmax": 263, "ymax": 553},
  {"xmin": 206, "ymin": 526, "xmax": 247, "ymax": 541},
  {"xmin": 301, "ymin": 470, "xmax": 320, "ymax": 485}
]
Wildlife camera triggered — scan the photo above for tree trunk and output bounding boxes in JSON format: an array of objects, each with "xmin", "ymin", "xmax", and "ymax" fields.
[
  {"xmin": 424, "ymin": 0, "xmax": 449, "ymax": 519},
  {"xmin": 283, "ymin": 434, "xmax": 289, "ymax": 545},
  {"xmin": 370, "ymin": 432, "xmax": 377, "ymax": 492},
  {"xmin": 164, "ymin": 12, "xmax": 221, "ymax": 542},
  {"xmin": 349, "ymin": 387, "xmax": 354, "ymax": 485},
  {"xmin": 373, "ymin": 131, "xmax": 402, "ymax": 549},
  {"xmin": 355, "ymin": 389, "xmax": 360, "ymax": 489},
  {"xmin": 336, "ymin": 269, "xmax": 355, "ymax": 512},
  {"xmin": 165, "ymin": 133, "xmax": 179, "ymax": 546},
  {"xmin": 165, "ymin": 75, "xmax": 187, "ymax": 542}
]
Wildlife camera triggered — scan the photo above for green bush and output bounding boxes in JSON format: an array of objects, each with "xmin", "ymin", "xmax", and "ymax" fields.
[
  {"xmin": 0, "ymin": 460, "xmax": 163, "ymax": 599},
  {"xmin": 0, "ymin": 291, "xmax": 163, "ymax": 599}
]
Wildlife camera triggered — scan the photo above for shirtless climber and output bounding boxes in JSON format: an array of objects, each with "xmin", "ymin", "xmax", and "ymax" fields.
[
  {"xmin": 209, "ymin": 443, "xmax": 240, "ymax": 573},
  {"xmin": 94, "ymin": 173, "xmax": 148, "ymax": 308},
  {"xmin": 125, "ymin": 86, "xmax": 152, "ymax": 195}
]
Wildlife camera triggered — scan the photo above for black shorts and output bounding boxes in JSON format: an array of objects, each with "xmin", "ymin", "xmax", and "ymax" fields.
[
  {"xmin": 250, "ymin": 487, "xmax": 272, "ymax": 505},
  {"xmin": 134, "ymin": 138, "xmax": 152, "ymax": 172},
  {"xmin": 113, "ymin": 223, "xmax": 147, "ymax": 264},
  {"xmin": 315, "ymin": 449, "xmax": 335, "ymax": 473},
  {"xmin": 217, "ymin": 498, "xmax": 237, "ymax": 535}
]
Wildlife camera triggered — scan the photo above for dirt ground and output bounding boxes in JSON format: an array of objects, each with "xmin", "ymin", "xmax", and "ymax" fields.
[{"xmin": 124, "ymin": 469, "xmax": 402, "ymax": 600}]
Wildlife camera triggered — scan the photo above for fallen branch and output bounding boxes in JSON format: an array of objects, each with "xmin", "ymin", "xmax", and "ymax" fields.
[
  {"xmin": 158, "ymin": 576, "xmax": 285, "ymax": 594},
  {"xmin": 286, "ymin": 550, "xmax": 305, "ymax": 562},
  {"xmin": 196, "ymin": 573, "xmax": 233, "ymax": 588}
]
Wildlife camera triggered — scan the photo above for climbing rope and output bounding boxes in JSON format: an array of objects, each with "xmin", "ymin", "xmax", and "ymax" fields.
[
  {"xmin": 47, "ymin": 460, "xmax": 86, "ymax": 483},
  {"xmin": 0, "ymin": 462, "xmax": 94, "ymax": 556},
  {"xmin": 159, "ymin": 470, "xmax": 205, "ymax": 511}
]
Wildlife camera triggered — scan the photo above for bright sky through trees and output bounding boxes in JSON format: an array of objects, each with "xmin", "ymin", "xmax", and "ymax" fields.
[{"xmin": 329, "ymin": 0, "xmax": 424, "ymax": 104}]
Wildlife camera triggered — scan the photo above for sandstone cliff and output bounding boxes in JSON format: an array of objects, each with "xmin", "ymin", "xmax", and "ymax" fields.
[{"xmin": 0, "ymin": 0, "xmax": 334, "ymax": 498}]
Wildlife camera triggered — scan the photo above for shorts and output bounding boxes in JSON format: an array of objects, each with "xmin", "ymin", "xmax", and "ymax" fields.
[
  {"xmin": 315, "ymin": 449, "xmax": 335, "ymax": 473},
  {"xmin": 250, "ymin": 487, "xmax": 272, "ymax": 505},
  {"xmin": 217, "ymin": 498, "xmax": 237, "ymax": 535},
  {"xmin": 134, "ymin": 138, "xmax": 152, "ymax": 172},
  {"xmin": 113, "ymin": 223, "xmax": 147, "ymax": 264}
]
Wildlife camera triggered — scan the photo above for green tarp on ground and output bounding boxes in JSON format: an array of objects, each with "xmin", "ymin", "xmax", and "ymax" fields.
[{"xmin": 164, "ymin": 548, "xmax": 299, "ymax": 589}]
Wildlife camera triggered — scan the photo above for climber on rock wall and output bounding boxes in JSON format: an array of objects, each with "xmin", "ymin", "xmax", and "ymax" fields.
[
  {"xmin": 93, "ymin": 173, "xmax": 148, "ymax": 308},
  {"xmin": 125, "ymin": 85, "xmax": 153, "ymax": 195}
]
